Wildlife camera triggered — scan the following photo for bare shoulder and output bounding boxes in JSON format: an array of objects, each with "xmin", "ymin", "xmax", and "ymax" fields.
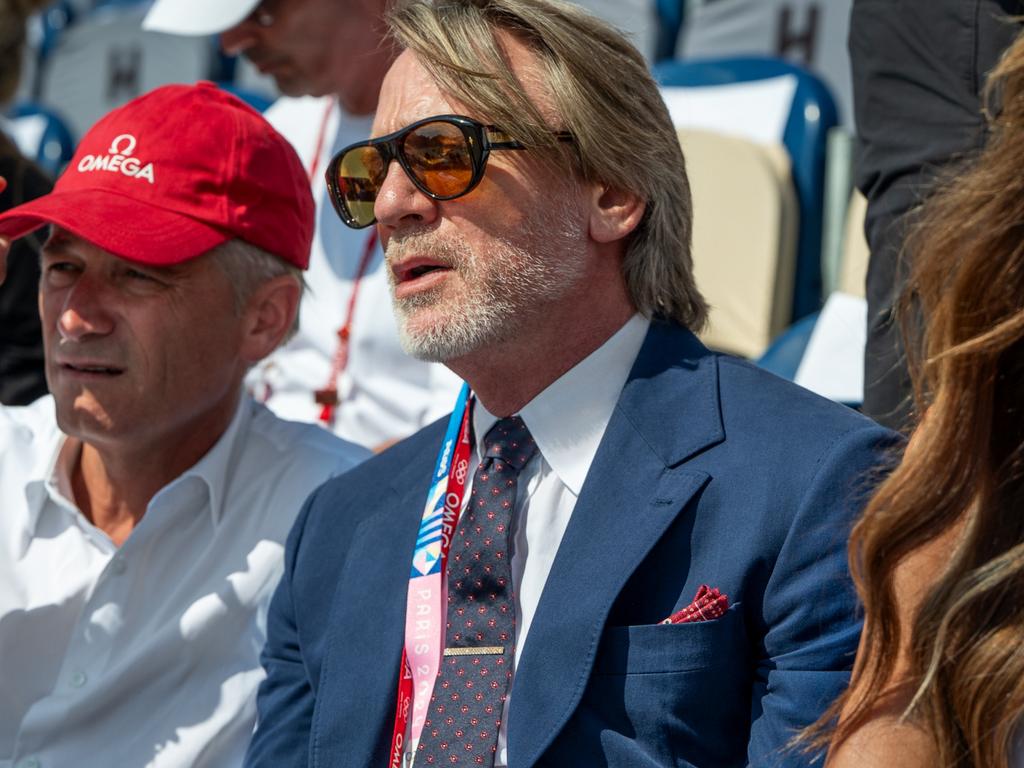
[
  {"xmin": 826, "ymin": 701, "xmax": 937, "ymax": 768},
  {"xmin": 827, "ymin": 521, "xmax": 966, "ymax": 767}
]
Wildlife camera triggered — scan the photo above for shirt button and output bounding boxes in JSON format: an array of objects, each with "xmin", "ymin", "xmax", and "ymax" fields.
[
  {"xmin": 70, "ymin": 670, "xmax": 88, "ymax": 688},
  {"xmin": 109, "ymin": 556, "xmax": 127, "ymax": 575}
]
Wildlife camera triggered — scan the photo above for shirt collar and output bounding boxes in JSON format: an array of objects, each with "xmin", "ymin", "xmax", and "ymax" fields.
[
  {"xmin": 472, "ymin": 314, "xmax": 650, "ymax": 495},
  {"xmin": 21, "ymin": 408, "xmax": 76, "ymax": 549},
  {"xmin": 21, "ymin": 394, "xmax": 253, "ymax": 541},
  {"xmin": 155, "ymin": 393, "xmax": 252, "ymax": 527}
]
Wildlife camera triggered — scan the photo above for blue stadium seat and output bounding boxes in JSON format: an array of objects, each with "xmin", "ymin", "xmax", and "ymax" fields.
[
  {"xmin": 757, "ymin": 290, "xmax": 867, "ymax": 408},
  {"xmin": 36, "ymin": 0, "xmax": 77, "ymax": 66},
  {"xmin": 654, "ymin": 0, "xmax": 685, "ymax": 62},
  {"xmin": 755, "ymin": 311, "xmax": 818, "ymax": 382},
  {"xmin": 3, "ymin": 101, "xmax": 76, "ymax": 176},
  {"xmin": 654, "ymin": 56, "xmax": 840, "ymax": 324}
]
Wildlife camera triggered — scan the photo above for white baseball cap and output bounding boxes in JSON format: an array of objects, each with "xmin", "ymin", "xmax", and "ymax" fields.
[{"xmin": 142, "ymin": 0, "xmax": 260, "ymax": 35}]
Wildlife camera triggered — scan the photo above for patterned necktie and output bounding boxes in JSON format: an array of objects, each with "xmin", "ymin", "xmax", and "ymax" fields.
[{"xmin": 416, "ymin": 416, "xmax": 537, "ymax": 767}]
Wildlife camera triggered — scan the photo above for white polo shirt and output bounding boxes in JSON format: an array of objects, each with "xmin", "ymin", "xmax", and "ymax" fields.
[{"xmin": 0, "ymin": 395, "xmax": 369, "ymax": 768}]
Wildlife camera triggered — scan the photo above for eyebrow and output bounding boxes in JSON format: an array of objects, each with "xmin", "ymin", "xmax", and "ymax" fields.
[{"xmin": 39, "ymin": 232, "xmax": 189, "ymax": 278}]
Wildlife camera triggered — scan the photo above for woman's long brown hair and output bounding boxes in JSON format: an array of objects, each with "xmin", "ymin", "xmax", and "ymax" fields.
[{"xmin": 807, "ymin": 30, "xmax": 1024, "ymax": 768}]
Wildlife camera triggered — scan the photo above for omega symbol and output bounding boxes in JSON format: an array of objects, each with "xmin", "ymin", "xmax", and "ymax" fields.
[{"xmin": 107, "ymin": 134, "xmax": 137, "ymax": 156}]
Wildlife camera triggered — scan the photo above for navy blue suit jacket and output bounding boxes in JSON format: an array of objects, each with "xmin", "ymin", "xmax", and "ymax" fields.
[{"xmin": 245, "ymin": 322, "xmax": 897, "ymax": 767}]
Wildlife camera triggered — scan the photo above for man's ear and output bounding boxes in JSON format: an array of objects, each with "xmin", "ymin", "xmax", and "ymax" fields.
[
  {"xmin": 588, "ymin": 183, "xmax": 646, "ymax": 244},
  {"xmin": 239, "ymin": 275, "xmax": 301, "ymax": 363}
]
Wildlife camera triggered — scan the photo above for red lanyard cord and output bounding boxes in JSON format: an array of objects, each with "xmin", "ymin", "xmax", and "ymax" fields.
[
  {"xmin": 305, "ymin": 100, "xmax": 334, "ymax": 183},
  {"xmin": 315, "ymin": 228, "xmax": 379, "ymax": 423},
  {"xmin": 298, "ymin": 100, "xmax": 379, "ymax": 426}
]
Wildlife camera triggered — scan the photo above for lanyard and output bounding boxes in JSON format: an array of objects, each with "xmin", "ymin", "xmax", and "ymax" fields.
[
  {"xmin": 314, "ymin": 228, "xmax": 379, "ymax": 424},
  {"xmin": 306, "ymin": 100, "xmax": 377, "ymax": 425},
  {"xmin": 306, "ymin": 99, "xmax": 334, "ymax": 182},
  {"xmin": 388, "ymin": 383, "xmax": 473, "ymax": 767},
  {"xmin": 255, "ymin": 100, "xmax": 378, "ymax": 416}
]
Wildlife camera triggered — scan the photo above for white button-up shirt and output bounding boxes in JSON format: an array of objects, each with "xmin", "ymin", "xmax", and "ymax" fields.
[
  {"xmin": 0, "ymin": 395, "xmax": 368, "ymax": 768},
  {"xmin": 247, "ymin": 96, "xmax": 464, "ymax": 449},
  {"xmin": 408, "ymin": 314, "xmax": 650, "ymax": 767}
]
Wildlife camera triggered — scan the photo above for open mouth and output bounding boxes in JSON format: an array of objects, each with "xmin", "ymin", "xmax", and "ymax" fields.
[
  {"xmin": 408, "ymin": 264, "xmax": 444, "ymax": 279},
  {"xmin": 393, "ymin": 258, "xmax": 452, "ymax": 284}
]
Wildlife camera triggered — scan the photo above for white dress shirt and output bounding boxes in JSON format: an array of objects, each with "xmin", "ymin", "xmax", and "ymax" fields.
[
  {"xmin": 408, "ymin": 314, "xmax": 650, "ymax": 767},
  {"xmin": 0, "ymin": 395, "xmax": 368, "ymax": 768},
  {"xmin": 247, "ymin": 96, "xmax": 464, "ymax": 449}
]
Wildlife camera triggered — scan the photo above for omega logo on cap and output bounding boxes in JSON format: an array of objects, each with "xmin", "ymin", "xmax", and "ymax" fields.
[
  {"xmin": 77, "ymin": 133, "xmax": 155, "ymax": 184},
  {"xmin": 108, "ymin": 134, "xmax": 137, "ymax": 156}
]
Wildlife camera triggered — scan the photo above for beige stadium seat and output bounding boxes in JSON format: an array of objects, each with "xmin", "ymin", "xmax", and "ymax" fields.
[
  {"xmin": 836, "ymin": 189, "xmax": 869, "ymax": 299},
  {"xmin": 678, "ymin": 128, "xmax": 799, "ymax": 358}
]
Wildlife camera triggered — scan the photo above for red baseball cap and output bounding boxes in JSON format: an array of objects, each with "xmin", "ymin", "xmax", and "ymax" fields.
[{"xmin": 0, "ymin": 82, "xmax": 313, "ymax": 269}]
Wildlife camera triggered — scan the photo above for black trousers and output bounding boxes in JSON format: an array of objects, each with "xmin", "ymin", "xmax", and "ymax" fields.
[{"xmin": 850, "ymin": 0, "xmax": 1023, "ymax": 431}]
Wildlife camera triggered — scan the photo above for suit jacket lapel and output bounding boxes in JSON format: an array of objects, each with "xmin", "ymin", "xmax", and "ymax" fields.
[
  {"xmin": 508, "ymin": 322, "xmax": 725, "ymax": 768},
  {"xmin": 314, "ymin": 450, "xmax": 436, "ymax": 767}
]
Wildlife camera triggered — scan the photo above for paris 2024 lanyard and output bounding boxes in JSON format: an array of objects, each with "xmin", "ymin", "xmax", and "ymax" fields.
[{"xmin": 389, "ymin": 382, "xmax": 473, "ymax": 766}]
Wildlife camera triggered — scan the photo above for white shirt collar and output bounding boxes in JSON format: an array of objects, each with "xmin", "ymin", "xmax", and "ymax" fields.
[
  {"xmin": 22, "ymin": 399, "xmax": 74, "ymax": 546},
  {"xmin": 152, "ymin": 393, "xmax": 252, "ymax": 527},
  {"xmin": 472, "ymin": 314, "xmax": 650, "ymax": 495},
  {"xmin": 22, "ymin": 394, "xmax": 253, "ymax": 545}
]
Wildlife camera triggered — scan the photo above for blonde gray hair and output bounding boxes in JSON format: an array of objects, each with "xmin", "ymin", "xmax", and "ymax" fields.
[{"xmin": 386, "ymin": 0, "xmax": 707, "ymax": 330}]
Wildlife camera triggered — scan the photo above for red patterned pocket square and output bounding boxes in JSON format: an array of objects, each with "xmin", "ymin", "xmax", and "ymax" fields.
[{"xmin": 661, "ymin": 584, "xmax": 729, "ymax": 624}]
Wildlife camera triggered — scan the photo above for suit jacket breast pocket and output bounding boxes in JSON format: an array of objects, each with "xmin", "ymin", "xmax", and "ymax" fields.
[
  {"xmin": 593, "ymin": 602, "xmax": 745, "ymax": 675},
  {"xmin": 564, "ymin": 605, "xmax": 751, "ymax": 767}
]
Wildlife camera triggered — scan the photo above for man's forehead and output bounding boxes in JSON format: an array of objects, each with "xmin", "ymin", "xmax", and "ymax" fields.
[
  {"xmin": 372, "ymin": 51, "xmax": 455, "ymax": 136},
  {"xmin": 373, "ymin": 34, "xmax": 559, "ymax": 136}
]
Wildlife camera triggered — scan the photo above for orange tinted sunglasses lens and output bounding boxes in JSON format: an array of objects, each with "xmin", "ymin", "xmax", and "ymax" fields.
[
  {"xmin": 337, "ymin": 145, "xmax": 387, "ymax": 227},
  {"xmin": 403, "ymin": 121, "xmax": 475, "ymax": 198}
]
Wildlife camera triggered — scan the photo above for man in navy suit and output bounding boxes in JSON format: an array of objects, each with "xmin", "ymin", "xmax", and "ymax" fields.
[{"xmin": 245, "ymin": 1, "xmax": 896, "ymax": 766}]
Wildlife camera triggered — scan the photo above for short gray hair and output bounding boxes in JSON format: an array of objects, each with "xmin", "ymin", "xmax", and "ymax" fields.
[
  {"xmin": 386, "ymin": 0, "xmax": 708, "ymax": 330},
  {"xmin": 208, "ymin": 238, "xmax": 305, "ymax": 341}
]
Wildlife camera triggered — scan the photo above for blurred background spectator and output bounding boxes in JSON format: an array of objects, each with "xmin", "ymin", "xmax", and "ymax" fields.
[
  {"xmin": 0, "ymin": 0, "xmax": 52, "ymax": 405},
  {"xmin": 849, "ymin": 0, "xmax": 1024, "ymax": 431}
]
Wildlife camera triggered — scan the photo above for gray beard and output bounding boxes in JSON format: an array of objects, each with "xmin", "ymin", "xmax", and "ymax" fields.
[
  {"xmin": 394, "ymin": 291, "xmax": 515, "ymax": 362},
  {"xmin": 386, "ymin": 212, "xmax": 587, "ymax": 363}
]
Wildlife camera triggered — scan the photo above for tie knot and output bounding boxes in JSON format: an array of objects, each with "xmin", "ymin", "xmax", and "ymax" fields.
[{"xmin": 481, "ymin": 416, "xmax": 537, "ymax": 471}]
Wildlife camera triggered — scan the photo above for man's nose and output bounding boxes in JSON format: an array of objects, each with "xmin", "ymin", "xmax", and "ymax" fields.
[
  {"xmin": 57, "ymin": 279, "xmax": 115, "ymax": 341},
  {"xmin": 373, "ymin": 161, "xmax": 441, "ymax": 233},
  {"xmin": 220, "ymin": 23, "xmax": 260, "ymax": 56}
]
